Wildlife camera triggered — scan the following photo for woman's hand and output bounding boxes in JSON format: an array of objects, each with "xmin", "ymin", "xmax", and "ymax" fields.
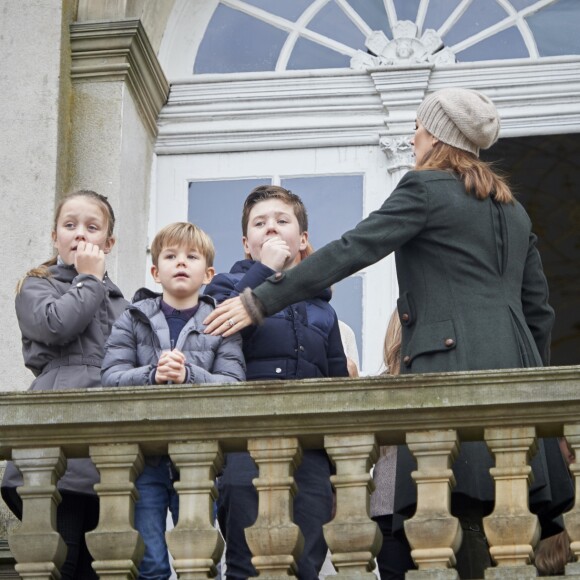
[{"xmin": 203, "ymin": 296, "xmax": 253, "ymax": 336}]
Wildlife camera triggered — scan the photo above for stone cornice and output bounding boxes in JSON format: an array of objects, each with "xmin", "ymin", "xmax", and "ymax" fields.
[
  {"xmin": 0, "ymin": 365, "xmax": 579, "ymax": 456},
  {"xmin": 70, "ymin": 19, "xmax": 170, "ymax": 137},
  {"xmin": 155, "ymin": 57, "xmax": 580, "ymax": 154}
]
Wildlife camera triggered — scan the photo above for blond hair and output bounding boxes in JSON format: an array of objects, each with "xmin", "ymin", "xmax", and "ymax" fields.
[
  {"xmin": 535, "ymin": 531, "xmax": 572, "ymax": 576},
  {"xmin": 16, "ymin": 190, "xmax": 115, "ymax": 294},
  {"xmin": 150, "ymin": 222, "xmax": 215, "ymax": 267},
  {"xmin": 416, "ymin": 142, "xmax": 514, "ymax": 204},
  {"xmin": 383, "ymin": 309, "xmax": 402, "ymax": 376}
]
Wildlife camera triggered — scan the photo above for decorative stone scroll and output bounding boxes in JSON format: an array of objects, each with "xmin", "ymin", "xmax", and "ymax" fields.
[
  {"xmin": 563, "ymin": 424, "xmax": 580, "ymax": 575},
  {"xmin": 380, "ymin": 136, "xmax": 414, "ymax": 174},
  {"xmin": 351, "ymin": 21, "xmax": 456, "ymax": 70}
]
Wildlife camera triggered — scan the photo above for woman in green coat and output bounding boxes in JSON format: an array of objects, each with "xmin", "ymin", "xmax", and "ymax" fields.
[{"xmin": 204, "ymin": 88, "xmax": 569, "ymax": 578}]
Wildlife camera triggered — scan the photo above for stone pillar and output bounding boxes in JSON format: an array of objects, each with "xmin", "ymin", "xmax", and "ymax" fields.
[
  {"xmin": 69, "ymin": 19, "xmax": 169, "ymax": 297},
  {"xmin": 405, "ymin": 430, "xmax": 461, "ymax": 580},
  {"xmin": 0, "ymin": 0, "xmax": 76, "ymax": 390},
  {"xmin": 563, "ymin": 424, "xmax": 580, "ymax": 575},
  {"xmin": 9, "ymin": 448, "xmax": 67, "ymax": 580},
  {"xmin": 166, "ymin": 441, "xmax": 224, "ymax": 579},
  {"xmin": 245, "ymin": 437, "xmax": 304, "ymax": 579},
  {"xmin": 85, "ymin": 444, "xmax": 144, "ymax": 579},
  {"xmin": 483, "ymin": 427, "xmax": 539, "ymax": 579},
  {"xmin": 323, "ymin": 434, "xmax": 381, "ymax": 579}
]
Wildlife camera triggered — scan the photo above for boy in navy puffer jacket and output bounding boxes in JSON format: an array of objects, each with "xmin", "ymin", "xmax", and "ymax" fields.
[
  {"xmin": 205, "ymin": 185, "xmax": 348, "ymax": 580},
  {"xmin": 102, "ymin": 222, "xmax": 245, "ymax": 580}
]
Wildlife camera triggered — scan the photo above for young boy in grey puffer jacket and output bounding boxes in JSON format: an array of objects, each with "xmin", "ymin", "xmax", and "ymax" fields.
[{"xmin": 101, "ymin": 222, "xmax": 245, "ymax": 580}]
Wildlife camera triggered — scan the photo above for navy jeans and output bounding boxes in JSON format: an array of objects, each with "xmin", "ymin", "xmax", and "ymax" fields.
[
  {"xmin": 217, "ymin": 450, "xmax": 333, "ymax": 580},
  {"xmin": 135, "ymin": 459, "xmax": 179, "ymax": 580}
]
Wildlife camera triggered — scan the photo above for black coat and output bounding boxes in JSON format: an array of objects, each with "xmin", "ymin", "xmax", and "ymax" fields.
[{"xmin": 205, "ymin": 259, "xmax": 348, "ymax": 381}]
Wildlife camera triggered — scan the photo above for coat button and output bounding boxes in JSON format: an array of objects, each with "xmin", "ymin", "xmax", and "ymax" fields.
[
  {"xmin": 275, "ymin": 367, "xmax": 282, "ymax": 374},
  {"xmin": 445, "ymin": 338, "xmax": 455, "ymax": 347},
  {"xmin": 403, "ymin": 355, "xmax": 411, "ymax": 365},
  {"xmin": 76, "ymin": 282, "xmax": 83, "ymax": 288},
  {"xmin": 299, "ymin": 345, "xmax": 305, "ymax": 352},
  {"xmin": 401, "ymin": 313, "xmax": 409, "ymax": 322}
]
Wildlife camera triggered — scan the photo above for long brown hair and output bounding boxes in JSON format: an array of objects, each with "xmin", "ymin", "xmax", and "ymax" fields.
[
  {"xmin": 416, "ymin": 142, "xmax": 514, "ymax": 204},
  {"xmin": 16, "ymin": 190, "xmax": 115, "ymax": 293},
  {"xmin": 383, "ymin": 309, "xmax": 402, "ymax": 376}
]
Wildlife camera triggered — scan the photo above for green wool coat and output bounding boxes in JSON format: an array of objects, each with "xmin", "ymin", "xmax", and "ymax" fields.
[
  {"xmin": 254, "ymin": 169, "xmax": 554, "ymax": 373},
  {"xmin": 253, "ymin": 169, "xmax": 564, "ymax": 508}
]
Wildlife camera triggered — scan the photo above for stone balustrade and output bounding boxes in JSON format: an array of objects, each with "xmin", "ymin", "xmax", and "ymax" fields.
[{"xmin": 1, "ymin": 365, "xmax": 579, "ymax": 579}]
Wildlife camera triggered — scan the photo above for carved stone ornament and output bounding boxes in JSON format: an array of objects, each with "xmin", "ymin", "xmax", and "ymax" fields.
[
  {"xmin": 380, "ymin": 137, "xmax": 415, "ymax": 173},
  {"xmin": 351, "ymin": 21, "xmax": 456, "ymax": 70}
]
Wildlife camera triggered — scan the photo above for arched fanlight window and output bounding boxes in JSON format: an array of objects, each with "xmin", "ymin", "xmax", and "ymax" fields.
[{"xmin": 194, "ymin": 0, "xmax": 580, "ymax": 74}]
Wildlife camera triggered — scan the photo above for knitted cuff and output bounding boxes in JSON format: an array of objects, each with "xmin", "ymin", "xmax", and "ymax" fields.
[{"xmin": 241, "ymin": 287, "xmax": 266, "ymax": 325}]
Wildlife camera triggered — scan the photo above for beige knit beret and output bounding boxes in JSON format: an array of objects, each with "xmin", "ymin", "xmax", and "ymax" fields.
[{"xmin": 416, "ymin": 88, "xmax": 500, "ymax": 156}]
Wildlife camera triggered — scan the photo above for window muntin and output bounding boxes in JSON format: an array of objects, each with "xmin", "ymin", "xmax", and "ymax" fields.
[{"xmin": 193, "ymin": 0, "xmax": 578, "ymax": 74}]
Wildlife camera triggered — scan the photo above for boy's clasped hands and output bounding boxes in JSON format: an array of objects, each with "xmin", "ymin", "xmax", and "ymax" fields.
[{"xmin": 155, "ymin": 348, "xmax": 186, "ymax": 384}]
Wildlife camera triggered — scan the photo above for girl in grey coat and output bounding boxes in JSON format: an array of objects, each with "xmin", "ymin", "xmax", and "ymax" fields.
[{"xmin": 2, "ymin": 190, "xmax": 127, "ymax": 580}]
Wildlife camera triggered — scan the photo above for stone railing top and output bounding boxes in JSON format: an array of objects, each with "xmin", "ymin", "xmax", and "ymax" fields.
[{"xmin": 0, "ymin": 365, "xmax": 578, "ymax": 458}]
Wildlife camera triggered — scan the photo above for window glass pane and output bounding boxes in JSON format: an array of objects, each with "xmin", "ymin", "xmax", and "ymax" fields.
[
  {"xmin": 527, "ymin": 0, "xmax": 580, "ymax": 57},
  {"xmin": 194, "ymin": 4, "xmax": 287, "ymax": 74},
  {"xmin": 423, "ymin": 0, "xmax": 462, "ymax": 32},
  {"xmin": 345, "ymin": 0, "xmax": 392, "ymax": 38},
  {"xmin": 456, "ymin": 26, "xmax": 529, "ymax": 61},
  {"xmin": 510, "ymin": 0, "xmax": 542, "ymax": 8},
  {"xmin": 393, "ymin": 0, "xmax": 420, "ymax": 23},
  {"xmin": 443, "ymin": 0, "xmax": 507, "ymax": 47},
  {"xmin": 242, "ymin": 0, "xmax": 312, "ymax": 21},
  {"xmin": 287, "ymin": 37, "xmax": 351, "ymax": 70},
  {"xmin": 307, "ymin": 0, "xmax": 366, "ymax": 50},
  {"xmin": 188, "ymin": 179, "xmax": 269, "ymax": 275},
  {"xmin": 282, "ymin": 175, "xmax": 364, "ymax": 358}
]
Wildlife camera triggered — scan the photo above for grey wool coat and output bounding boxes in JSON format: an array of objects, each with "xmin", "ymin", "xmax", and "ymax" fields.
[
  {"xmin": 2, "ymin": 264, "xmax": 128, "ymax": 503},
  {"xmin": 252, "ymin": 169, "xmax": 566, "ymax": 511},
  {"xmin": 101, "ymin": 293, "xmax": 245, "ymax": 388}
]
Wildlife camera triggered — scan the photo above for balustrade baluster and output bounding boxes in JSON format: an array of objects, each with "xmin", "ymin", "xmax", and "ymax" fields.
[
  {"xmin": 563, "ymin": 424, "xmax": 580, "ymax": 576},
  {"xmin": 323, "ymin": 433, "xmax": 380, "ymax": 579},
  {"xmin": 166, "ymin": 440, "xmax": 223, "ymax": 579},
  {"xmin": 85, "ymin": 443, "xmax": 144, "ymax": 579},
  {"xmin": 245, "ymin": 437, "xmax": 304, "ymax": 579},
  {"xmin": 483, "ymin": 427, "xmax": 539, "ymax": 579},
  {"xmin": 404, "ymin": 430, "xmax": 461, "ymax": 579},
  {"xmin": 9, "ymin": 447, "xmax": 67, "ymax": 580}
]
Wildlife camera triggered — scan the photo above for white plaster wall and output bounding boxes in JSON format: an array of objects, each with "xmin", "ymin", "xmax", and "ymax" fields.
[
  {"xmin": 70, "ymin": 81, "xmax": 153, "ymax": 299},
  {"xmin": 0, "ymin": 0, "xmax": 72, "ymax": 390}
]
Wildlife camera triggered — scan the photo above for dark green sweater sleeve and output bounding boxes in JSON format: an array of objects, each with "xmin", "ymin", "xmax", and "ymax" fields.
[{"xmin": 253, "ymin": 171, "xmax": 429, "ymax": 316}]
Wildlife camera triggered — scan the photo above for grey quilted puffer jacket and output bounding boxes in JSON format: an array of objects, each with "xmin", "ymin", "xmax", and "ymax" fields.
[
  {"xmin": 101, "ymin": 293, "xmax": 245, "ymax": 387},
  {"xmin": 2, "ymin": 263, "xmax": 128, "ymax": 507}
]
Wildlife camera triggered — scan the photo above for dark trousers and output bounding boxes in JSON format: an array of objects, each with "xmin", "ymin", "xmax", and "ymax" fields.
[
  {"xmin": 373, "ymin": 515, "xmax": 416, "ymax": 580},
  {"xmin": 217, "ymin": 450, "xmax": 333, "ymax": 580},
  {"xmin": 453, "ymin": 499, "xmax": 493, "ymax": 580}
]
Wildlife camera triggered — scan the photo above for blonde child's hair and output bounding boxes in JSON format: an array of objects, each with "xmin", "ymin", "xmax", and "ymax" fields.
[
  {"xmin": 150, "ymin": 222, "xmax": 215, "ymax": 268},
  {"xmin": 534, "ymin": 531, "xmax": 572, "ymax": 576},
  {"xmin": 16, "ymin": 190, "xmax": 116, "ymax": 294},
  {"xmin": 383, "ymin": 309, "xmax": 402, "ymax": 376}
]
